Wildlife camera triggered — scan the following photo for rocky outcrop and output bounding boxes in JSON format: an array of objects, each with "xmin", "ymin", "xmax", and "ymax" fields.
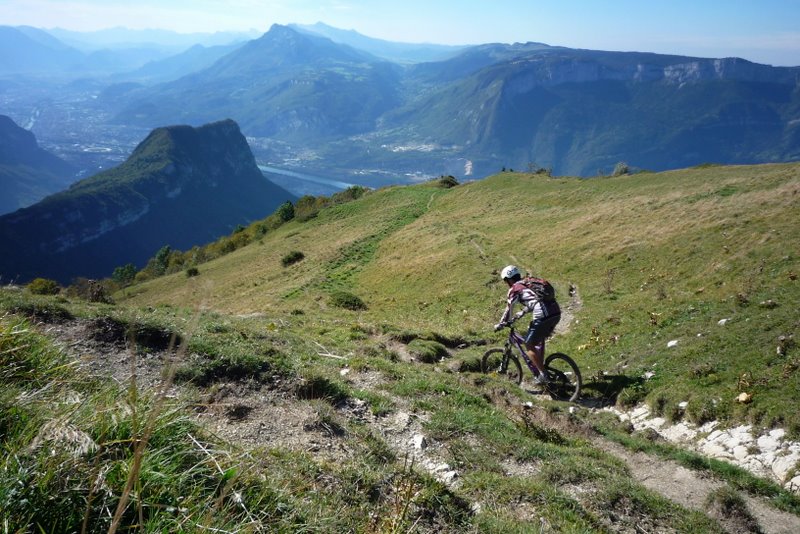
[
  {"xmin": 503, "ymin": 55, "xmax": 800, "ymax": 93},
  {"xmin": 604, "ymin": 404, "xmax": 800, "ymax": 493},
  {"xmin": 0, "ymin": 119, "xmax": 295, "ymax": 283}
]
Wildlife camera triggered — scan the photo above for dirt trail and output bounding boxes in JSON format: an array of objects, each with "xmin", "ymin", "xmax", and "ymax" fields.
[
  {"xmin": 555, "ymin": 282, "xmax": 581, "ymax": 336},
  {"xmin": 597, "ymin": 439, "xmax": 800, "ymax": 534}
]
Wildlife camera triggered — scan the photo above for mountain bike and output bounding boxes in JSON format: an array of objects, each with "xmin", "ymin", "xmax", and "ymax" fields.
[{"xmin": 481, "ymin": 324, "xmax": 582, "ymax": 402}]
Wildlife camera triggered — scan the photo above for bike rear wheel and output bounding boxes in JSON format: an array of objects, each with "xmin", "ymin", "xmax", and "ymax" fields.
[
  {"xmin": 544, "ymin": 352, "xmax": 582, "ymax": 402},
  {"xmin": 481, "ymin": 348, "xmax": 523, "ymax": 385}
]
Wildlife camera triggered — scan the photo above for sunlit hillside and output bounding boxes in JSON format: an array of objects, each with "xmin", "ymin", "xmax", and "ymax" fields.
[
  {"xmin": 122, "ymin": 162, "xmax": 800, "ymax": 429},
  {"xmin": 3, "ymin": 162, "xmax": 799, "ymax": 532}
]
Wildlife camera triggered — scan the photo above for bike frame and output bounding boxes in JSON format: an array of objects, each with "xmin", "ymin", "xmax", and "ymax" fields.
[
  {"xmin": 484, "ymin": 324, "xmax": 582, "ymax": 402},
  {"xmin": 506, "ymin": 327, "xmax": 544, "ymax": 377}
]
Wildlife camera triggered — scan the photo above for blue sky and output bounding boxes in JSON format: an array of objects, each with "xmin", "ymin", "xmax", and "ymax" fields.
[{"xmin": 2, "ymin": 0, "xmax": 799, "ymax": 65}]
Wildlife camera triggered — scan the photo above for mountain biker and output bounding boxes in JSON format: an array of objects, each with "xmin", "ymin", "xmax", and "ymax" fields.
[{"xmin": 494, "ymin": 265, "xmax": 561, "ymax": 384}]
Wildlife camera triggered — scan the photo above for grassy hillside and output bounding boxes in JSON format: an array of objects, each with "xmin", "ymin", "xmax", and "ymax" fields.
[
  {"xmin": 2, "ymin": 162, "xmax": 799, "ymax": 532},
  {"xmin": 122, "ymin": 163, "xmax": 800, "ymax": 431}
]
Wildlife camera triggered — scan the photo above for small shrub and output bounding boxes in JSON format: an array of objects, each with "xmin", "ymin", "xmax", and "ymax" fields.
[
  {"xmin": 66, "ymin": 278, "xmax": 112, "ymax": 303},
  {"xmin": 112, "ymin": 263, "xmax": 137, "ymax": 285},
  {"xmin": 686, "ymin": 398, "xmax": 721, "ymax": 425},
  {"xmin": 175, "ymin": 353, "xmax": 271, "ymax": 386},
  {"xmin": 282, "ymin": 251, "xmax": 305, "ymax": 267},
  {"xmin": 295, "ymin": 375, "xmax": 349, "ymax": 403},
  {"xmin": 27, "ymin": 278, "xmax": 60, "ymax": 295},
  {"xmin": 612, "ymin": 162, "xmax": 630, "ymax": 176},
  {"xmin": 454, "ymin": 356, "xmax": 483, "ymax": 372},
  {"xmin": 617, "ymin": 383, "xmax": 647, "ymax": 408},
  {"xmin": 438, "ymin": 175, "xmax": 459, "ymax": 188},
  {"xmin": 407, "ymin": 339, "xmax": 449, "ymax": 363},
  {"xmin": 186, "ymin": 267, "xmax": 200, "ymax": 277},
  {"xmin": 276, "ymin": 201, "xmax": 295, "ymax": 222},
  {"xmin": 527, "ymin": 162, "xmax": 552, "ymax": 176},
  {"xmin": 330, "ymin": 291, "xmax": 367, "ymax": 311}
]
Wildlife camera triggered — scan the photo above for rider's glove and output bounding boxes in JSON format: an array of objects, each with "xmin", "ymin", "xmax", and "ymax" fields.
[{"xmin": 493, "ymin": 322, "xmax": 506, "ymax": 332}]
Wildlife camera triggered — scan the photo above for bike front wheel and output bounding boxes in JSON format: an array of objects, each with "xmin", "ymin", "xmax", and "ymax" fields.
[
  {"xmin": 481, "ymin": 348, "xmax": 523, "ymax": 385},
  {"xmin": 544, "ymin": 352, "xmax": 582, "ymax": 402}
]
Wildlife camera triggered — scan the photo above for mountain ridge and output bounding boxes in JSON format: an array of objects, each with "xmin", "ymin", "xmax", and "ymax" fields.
[
  {"xmin": 5, "ymin": 23, "xmax": 800, "ymax": 181},
  {"xmin": 0, "ymin": 119, "xmax": 295, "ymax": 283},
  {"xmin": 0, "ymin": 115, "xmax": 76, "ymax": 215},
  {"xmin": 112, "ymin": 24, "xmax": 800, "ymax": 179},
  {"xmin": 116, "ymin": 25, "xmax": 403, "ymax": 142},
  {"xmin": 290, "ymin": 21, "xmax": 468, "ymax": 63}
]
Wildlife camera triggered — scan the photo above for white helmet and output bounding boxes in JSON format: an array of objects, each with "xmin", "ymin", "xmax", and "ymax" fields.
[{"xmin": 500, "ymin": 265, "xmax": 520, "ymax": 280}]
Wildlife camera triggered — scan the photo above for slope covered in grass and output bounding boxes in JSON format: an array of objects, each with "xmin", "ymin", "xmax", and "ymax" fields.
[
  {"xmin": 1, "ymin": 295, "xmax": 742, "ymax": 533},
  {"xmin": 122, "ymin": 163, "xmax": 800, "ymax": 434},
  {"xmin": 3, "ymin": 162, "xmax": 800, "ymax": 532}
]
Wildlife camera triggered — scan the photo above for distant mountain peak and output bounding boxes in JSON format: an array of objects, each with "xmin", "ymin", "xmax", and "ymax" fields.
[
  {"xmin": 0, "ymin": 119, "xmax": 295, "ymax": 283},
  {"xmin": 289, "ymin": 21, "xmax": 467, "ymax": 63}
]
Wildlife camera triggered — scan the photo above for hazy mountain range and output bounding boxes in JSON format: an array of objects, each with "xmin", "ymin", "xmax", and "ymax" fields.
[
  {"xmin": 1, "ymin": 21, "xmax": 800, "ymax": 284},
  {"xmin": 0, "ymin": 119, "xmax": 295, "ymax": 283},
  {"xmin": 111, "ymin": 24, "xmax": 800, "ymax": 177},
  {"xmin": 289, "ymin": 22, "xmax": 467, "ymax": 63},
  {"xmin": 2, "ymin": 23, "xmax": 799, "ymax": 178},
  {"xmin": 0, "ymin": 25, "xmax": 255, "ymax": 75}
]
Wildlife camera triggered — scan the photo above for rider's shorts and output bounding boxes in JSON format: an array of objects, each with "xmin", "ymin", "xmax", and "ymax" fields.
[{"xmin": 525, "ymin": 314, "xmax": 561, "ymax": 346}]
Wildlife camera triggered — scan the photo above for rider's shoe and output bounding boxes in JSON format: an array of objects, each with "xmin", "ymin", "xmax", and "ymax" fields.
[{"xmin": 534, "ymin": 373, "xmax": 549, "ymax": 386}]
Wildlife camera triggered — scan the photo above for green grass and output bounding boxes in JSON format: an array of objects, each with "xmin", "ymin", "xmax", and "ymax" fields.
[
  {"xmin": 1, "ymin": 293, "xmax": 753, "ymax": 532},
  {"xmin": 119, "ymin": 163, "xmax": 800, "ymax": 437},
  {"xmin": 4, "ymin": 162, "xmax": 800, "ymax": 531}
]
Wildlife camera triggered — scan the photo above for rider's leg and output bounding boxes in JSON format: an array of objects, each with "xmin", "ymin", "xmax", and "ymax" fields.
[
  {"xmin": 524, "ymin": 339, "xmax": 546, "ymax": 375},
  {"xmin": 525, "ymin": 315, "xmax": 561, "ymax": 379}
]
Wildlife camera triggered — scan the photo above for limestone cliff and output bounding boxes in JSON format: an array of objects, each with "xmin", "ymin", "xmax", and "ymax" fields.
[{"xmin": 0, "ymin": 119, "xmax": 295, "ymax": 283}]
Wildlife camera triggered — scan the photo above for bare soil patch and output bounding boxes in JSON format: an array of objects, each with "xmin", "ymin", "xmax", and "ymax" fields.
[{"xmin": 596, "ymin": 439, "xmax": 800, "ymax": 534}]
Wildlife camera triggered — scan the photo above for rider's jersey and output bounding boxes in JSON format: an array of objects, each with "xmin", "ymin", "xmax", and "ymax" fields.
[{"xmin": 499, "ymin": 281, "xmax": 560, "ymax": 325}]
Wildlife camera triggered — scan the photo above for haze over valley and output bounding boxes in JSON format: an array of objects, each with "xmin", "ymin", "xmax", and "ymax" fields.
[
  {"xmin": 1, "ymin": 11, "xmax": 800, "ymax": 282},
  {"xmin": 2, "ymin": 21, "xmax": 799, "ymax": 204}
]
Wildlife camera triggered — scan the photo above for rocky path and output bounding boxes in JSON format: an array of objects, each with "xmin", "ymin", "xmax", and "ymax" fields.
[
  {"xmin": 597, "ymin": 439, "xmax": 800, "ymax": 534},
  {"xmin": 604, "ymin": 404, "xmax": 800, "ymax": 493}
]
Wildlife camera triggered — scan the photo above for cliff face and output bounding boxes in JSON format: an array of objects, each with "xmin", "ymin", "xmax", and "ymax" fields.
[
  {"xmin": 502, "ymin": 55, "xmax": 800, "ymax": 94},
  {"xmin": 0, "ymin": 119, "xmax": 295, "ymax": 283},
  {"xmin": 0, "ymin": 115, "xmax": 75, "ymax": 215},
  {"xmin": 397, "ymin": 48, "xmax": 800, "ymax": 176}
]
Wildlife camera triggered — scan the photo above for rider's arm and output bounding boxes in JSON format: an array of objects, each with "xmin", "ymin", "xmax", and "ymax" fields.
[
  {"xmin": 505, "ymin": 287, "xmax": 537, "ymax": 323},
  {"xmin": 498, "ymin": 301, "xmax": 513, "ymax": 325},
  {"xmin": 497, "ymin": 287, "xmax": 522, "ymax": 326}
]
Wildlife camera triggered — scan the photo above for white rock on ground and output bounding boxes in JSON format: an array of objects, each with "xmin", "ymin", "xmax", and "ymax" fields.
[
  {"xmin": 773, "ymin": 453, "xmax": 800, "ymax": 482},
  {"xmin": 411, "ymin": 433, "xmax": 427, "ymax": 450},
  {"xmin": 603, "ymin": 406, "xmax": 800, "ymax": 493}
]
